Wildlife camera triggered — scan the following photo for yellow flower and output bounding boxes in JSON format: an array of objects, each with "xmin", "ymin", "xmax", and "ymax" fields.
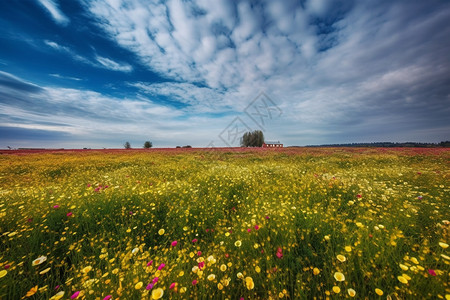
[
  {"xmin": 245, "ymin": 277, "xmax": 254, "ymax": 290},
  {"xmin": 178, "ymin": 271, "xmax": 184, "ymax": 277},
  {"xmin": 313, "ymin": 268, "xmax": 320, "ymax": 275},
  {"xmin": 397, "ymin": 276, "xmax": 408, "ymax": 284},
  {"xmin": 402, "ymin": 273, "xmax": 411, "ymax": 280},
  {"xmin": 410, "ymin": 257, "xmax": 419, "ymax": 264},
  {"xmin": 151, "ymin": 288, "xmax": 164, "ymax": 299},
  {"xmin": 49, "ymin": 291, "xmax": 65, "ymax": 300},
  {"xmin": 0, "ymin": 270, "xmax": 7, "ymax": 278},
  {"xmin": 439, "ymin": 242, "xmax": 449, "ymax": 249},
  {"xmin": 207, "ymin": 274, "xmax": 216, "ymax": 281},
  {"xmin": 158, "ymin": 229, "xmax": 165, "ymax": 235},
  {"xmin": 39, "ymin": 267, "xmax": 51, "ymax": 275},
  {"xmin": 255, "ymin": 266, "xmax": 261, "ymax": 273},
  {"xmin": 235, "ymin": 240, "xmax": 242, "ymax": 247},
  {"xmin": 217, "ymin": 283, "xmax": 223, "ymax": 290},
  {"xmin": 345, "ymin": 246, "xmax": 352, "ymax": 252},
  {"xmin": 337, "ymin": 255, "xmax": 346, "ymax": 262},
  {"xmin": 82, "ymin": 266, "xmax": 92, "ymax": 274},
  {"xmin": 399, "ymin": 264, "xmax": 409, "ymax": 271},
  {"xmin": 32, "ymin": 256, "xmax": 47, "ymax": 266},
  {"xmin": 334, "ymin": 272, "xmax": 345, "ymax": 281},
  {"xmin": 347, "ymin": 288, "xmax": 356, "ymax": 297},
  {"xmin": 445, "ymin": 294, "xmax": 450, "ymax": 300},
  {"xmin": 237, "ymin": 272, "xmax": 244, "ymax": 279},
  {"xmin": 375, "ymin": 288, "xmax": 383, "ymax": 296},
  {"xmin": 441, "ymin": 254, "xmax": 450, "ymax": 260},
  {"xmin": 332, "ymin": 286, "xmax": 341, "ymax": 293},
  {"xmin": 135, "ymin": 281, "xmax": 143, "ymax": 289}
]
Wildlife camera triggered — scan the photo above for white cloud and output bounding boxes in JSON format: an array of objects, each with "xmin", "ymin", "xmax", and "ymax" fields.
[
  {"xmin": 95, "ymin": 56, "xmax": 133, "ymax": 72},
  {"xmin": 36, "ymin": 0, "xmax": 70, "ymax": 26},
  {"xmin": 44, "ymin": 40, "xmax": 133, "ymax": 72}
]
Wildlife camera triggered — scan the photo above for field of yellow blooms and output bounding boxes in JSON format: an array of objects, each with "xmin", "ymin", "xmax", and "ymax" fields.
[{"xmin": 0, "ymin": 148, "xmax": 449, "ymax": 299}]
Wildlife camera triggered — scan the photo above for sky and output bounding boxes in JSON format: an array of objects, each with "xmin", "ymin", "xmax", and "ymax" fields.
[{"xmin": 0, "ymin": 0, "xmax": 449, "ymax": 148}]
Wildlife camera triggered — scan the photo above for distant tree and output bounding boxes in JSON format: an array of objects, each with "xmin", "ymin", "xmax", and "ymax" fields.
[
  {"xmin": 241, "ymin": 130, "xmax": 264, "ymax": 147},
  {"xmin": 144, "ymin": 141, "xmax": 153, "ymax": 148},
  {"xmin": 124, "ymin": 141, "xmax": 131, "ymax": 149}
]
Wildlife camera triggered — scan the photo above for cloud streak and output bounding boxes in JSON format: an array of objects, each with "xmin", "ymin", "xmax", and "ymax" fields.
[{"xmin": 36, "ymin": 0, "xmax": 70, "ymax": 26}]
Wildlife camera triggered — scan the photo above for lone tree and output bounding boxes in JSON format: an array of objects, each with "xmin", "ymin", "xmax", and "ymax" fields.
[
  {"xmin": 241, "ymin": 130, "xmax": 264, "ymax": 147},
  {"xmin": 124, "ymin": 141, "xmax": 131, "ymax": 149},
  {"xmin": 144, "ymin": 141, "xmax": 153, "ymax": 148}
]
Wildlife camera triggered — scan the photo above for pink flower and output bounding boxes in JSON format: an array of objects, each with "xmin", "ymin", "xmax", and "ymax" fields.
[
  {"xmin": 87, "ymin": 183, "xmax": 91, "ymax": 187},
  {"xmin": 192, "ymin": 279, "xmax": 197, "ymax": 285},
  {"xmin": 265, "ymin": 215, "xmax": 270, "ymax": 219},
  {"xmin": 146, "ymin": 283, "xmax": 154, "ymax": 290},
  {"xmin": 103, "ymin": 296, "xmax": 112, "ymax": 300},
  {"xmin": 53, "ymin": 205, "xmax": 60, "ymax": 209},
  {"xmin": 254, "ymin": 225, "xmax": 260, "ymax": 230},
  {"xmin": 66, "ymin": 212, "xmax": 73, "ymax": 217},
  {"xmin": 54, "ymin": 285, "xmax": 60, "ymax": 290},
  {"xmin": 146, "ymin": 260, "xmax": 153, "ymax": 266},
  {"xmin": 198, "ymin": 261, "xmax": 205, "ymax": 269},
  {"xmin": 70, "ymin": 291, "xmax": 80, "ymax": 299},
  {"xmin": 197, "ymin": 251, "xmax": 202, "ymax": 256},
  {"xmin": 152, "ymin": 277, "xmax": 159, "ymax": 283},
  {"xmin": 192, "ymin": 238, "xmax": 198, "ymax": 243},
  {"xmin": 225, "ymin": 253, "xmax": 229, "ymax": 258},
  {"xmin": 169, "ymin": 282, "xmax": 176, "ymax": 289},
  {"xmin": 276, "ymin": 247, "xmax": 283, "ymax": 259},
  {"xmin": 357, "ymin": 194, "xmax": 362, "ymax": 198},
  {"xmin": 206, "ymin": 229, "xmax": 209, "ymax": 232},
  {"xmin": 428, "ymin": 269, "xmax": 436, "ymax": 276},
  {"xmin": 247, "ymin": 228, "xmax": 251, "ymax": 233},
  {"xmin": 171, "ymin": 240, "xmax": 178, "ymax": 247},
  {"xmin": 157, "ymin": 263, "xmax": 165, "ymax": 270}
]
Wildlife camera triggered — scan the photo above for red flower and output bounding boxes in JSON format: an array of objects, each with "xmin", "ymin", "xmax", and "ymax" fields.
[{"xmin": 198, "ymin": 261, "xmax": 205, "ymax": 269}]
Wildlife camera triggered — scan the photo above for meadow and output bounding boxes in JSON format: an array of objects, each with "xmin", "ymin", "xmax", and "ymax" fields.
[{"xmin": 0, "ymin": 147, "xmax": 448, "ymax": 299}]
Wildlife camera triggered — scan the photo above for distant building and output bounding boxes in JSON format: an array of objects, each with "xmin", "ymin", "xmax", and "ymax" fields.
[{"xmin": 263, "ymin": 141, "xmax": 283, "ymax": 148}]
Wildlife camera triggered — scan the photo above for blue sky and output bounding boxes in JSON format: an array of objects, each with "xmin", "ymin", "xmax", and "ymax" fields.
[{"xmin": 0, "ymin": 0, "xmax": 449, "ymax": 148}]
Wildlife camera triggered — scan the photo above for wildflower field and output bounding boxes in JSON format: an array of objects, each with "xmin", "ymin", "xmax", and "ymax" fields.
[{"xmin": 0, "ymin": 148, "xmax": 449, "ymax": 299}]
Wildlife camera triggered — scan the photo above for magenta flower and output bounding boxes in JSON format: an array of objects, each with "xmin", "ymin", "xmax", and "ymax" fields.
[
  {"xmin": 198, "ymin": 261, "xmax": 205, "ymax": 269},
  {"xmin": 197, "ymin": 251, "xmax": 202, "ymax": 256},
  {"xmin": 192, "ymin": 279, "xmax": 197, "ymax": 285},
  {"xmin": 157, "ymin": 263, "xmax": 165, "ymax": 270},
  {"xmin": 147, "ymin": 260, "xmax": 153, "ymax": 266},
  {"xmin": 192, "ymin": 238, "xmax": 198, "ymax": 243},
  {"xmin": 70, "ymin": 291, "xmax": 80, "ymax": 299},
  {"xmin": 103, "ymin": 296, "xmax": 112, "ymax": 300},
  {"xmin": 428, "ymin": 269, "xmax": 437, "ymax": 276},
  {"xmin": 146, "ymin": 283, "xmax": 154, "ymax": 290},
  {"xmin": 152, "ymin": 277, "xmax": 159, "ymax": 283},
  {"xmin": 53, "ymin": 205, "xmax": 60, "ymax": 209},
  {"xmin": 169, "ymin": 282, "xmax": 176, "ymax": 289},
  {"xmin": 66, "ymin": 212, "xmax": 73, "ymax": 217},
  {"xmin": 87, "ymin": 183, "xmax": 91, "ymax": 187},
  {"xmin": 247, "ymin": 228, "xmax": 251, "ymax": 233},
  {"xmin": 276, "ymin": 247, "xmax": 283, "ymax": 259},
  {"xmin": 171, "ymin": 240, "xmax": 178, "ymax": 247},
  {"xmin": 265, "ymin": 215, "xmax": 270, "ymax": 219},
  {"xmin": 254, "ymin": 225, "xmax": 260, "ymax": 230}
]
